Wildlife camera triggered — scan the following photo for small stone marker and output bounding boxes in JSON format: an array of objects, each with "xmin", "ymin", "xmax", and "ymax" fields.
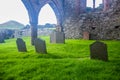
[
  {"xmin": 50, "ymin": 31, "xmax": 65, "ymax": 43},
  {"xmin": 83, "ymin": 31, "xmax": 89, "ymax": 40},
  {"xmin": 90, "ymin": 41, "xmax": 108, "ymax": 61},
  {"xmin": 16, "ymin": 38, "xmax": 27, "ymax": 52},
  {"xmin": 34, "ymin": 38, "xmax": 47, "ymax": 54}
]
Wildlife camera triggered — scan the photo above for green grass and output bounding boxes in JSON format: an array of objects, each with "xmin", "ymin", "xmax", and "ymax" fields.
[{"xmin": 0, "ymin": 36, "xmax": 120, "ymax": 80}]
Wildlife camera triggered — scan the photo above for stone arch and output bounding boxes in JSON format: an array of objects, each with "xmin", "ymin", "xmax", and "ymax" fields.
[
  {"xmin": 38, "ymin": 4, "xmax": 57, "ymax": 25},
  {"xmin": 21, "ymin": 0, "xmax": 64, "ymax": 45},
  {"xmin": 39, "ymin": 0, "xmax": 64, "ymax": 30},
  {"xmin": 21, "ymin": 0, "xmax": 39, "ymax": 24},
  {"xmin": 22, "ymin": 0, "xmax": 64, "ymax": 27}
]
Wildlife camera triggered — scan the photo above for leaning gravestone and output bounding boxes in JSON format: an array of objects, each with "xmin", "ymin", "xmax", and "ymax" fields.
[
  {"xmin": 16, "ymin": 38, "xmax": 27, "ymax": 52},
  {"xmin": 50, "ymin": 31, "xmax": 65, "ymax": 43},
  {"xmin": 0, "ymin": 33, "xmax": 5, "ymax": 43},
  {"xmin": 90, "ymin": 41, "xmax": 108, "ymax": 61},
  {"xmin": 34, "ymin": 38, "xmax": 47, "ymax": 54}
]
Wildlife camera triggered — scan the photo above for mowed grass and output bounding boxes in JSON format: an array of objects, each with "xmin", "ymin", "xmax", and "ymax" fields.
[{"xmin": 0, "ymin": 36, "xmax": 120, "ymax": 80}]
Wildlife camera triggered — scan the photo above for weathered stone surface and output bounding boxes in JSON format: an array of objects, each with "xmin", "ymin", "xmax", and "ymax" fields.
[
  {"xmin": 64, "ymin": 10, "xmax": 120, "ymax": 40},
  {"xmin": 16, "ymin": 38, "xmax": 27, "ymax": 52},
  {"xmin": 64, "ymin": 0, "xmax": 120, "ymax": 40},
  {"xmin": 90, "ymin": 41, "xmax": 108, "ymax": 61},
  {"xmin": 34, "ymin": 38, "xmax": 47, "ymax": 54},
  {"xmin": 50, "ymin": 31, "xmax": 65, "ymax": 43},
  {"xmin": 83, "ymin": 31, "xmax": 89, "ymax": 40}
]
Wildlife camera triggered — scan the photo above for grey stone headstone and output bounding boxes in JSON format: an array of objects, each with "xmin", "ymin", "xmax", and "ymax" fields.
[
  {"xmin": 90, "ymin": 41, "xmax": 108, "ymax": 61},
  {"xmin": 34, "ymin": 38, "xmax": 47, "ymax": 54},
  {"xmin": 50, "ymin": 31, "xmax": 65, "ymax": 43},
  {"xmin": 16, "ymin": 38, "xmax": 27, "ymax": 52},
  {"xmin": 0, "ymin": 33, "xmax": 5, "ymax": 43}
]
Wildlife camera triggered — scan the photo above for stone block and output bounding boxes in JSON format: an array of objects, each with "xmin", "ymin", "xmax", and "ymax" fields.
[
  {"xmin": 34, "ymin": 38, "xmax": 47, "ymax": 54},
  {"xmin": 50, "ymin": 31, "xmax": 65, "ymax": 43},
  {"xmin": 83, "ymin": 31, "xmax": 89, "ymax": 40},
  {"xmin": 90, "ymin": 41, "xmax": 108, "ymax": 61},
  {"xmin": 16, "ymin": 38, "xmax": 27, "ymax": 52}
]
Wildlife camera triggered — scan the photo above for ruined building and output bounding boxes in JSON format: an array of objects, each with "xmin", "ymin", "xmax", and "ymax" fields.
[
  {"xmin": 22, "ymin": 0, "xmax": 120, "ymax": 44},
  {"xmin": 64, "ymin": 0, "xmax": 120, "ymax": 40}
]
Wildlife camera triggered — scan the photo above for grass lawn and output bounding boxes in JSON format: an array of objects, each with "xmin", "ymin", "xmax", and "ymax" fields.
[{"xmin": 0, "ymin": 36, "xmax": 120, "ymax": 80}]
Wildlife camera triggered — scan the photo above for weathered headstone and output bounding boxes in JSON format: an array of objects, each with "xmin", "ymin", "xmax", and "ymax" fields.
[
  {"xmin": 83, "ymin": 31, "xmax": 89, "ymax": 40},
  {"xmin": 16, "ymin": 38, "xmax": 27, "ymax": 52},
  {"xmin": 50, "ymin": 31, "xmax": 65, "ymax": 43},
  {"xmin": 90, "ymin": 41, "xmax": 108, "ymax": 61},
  {"xmin": 0, "ymin": 33, "xmax": 5, "ymax": 43},
  {"xmin": 34, "ymin": 38, "xmax": 47, "ymax": 54}
]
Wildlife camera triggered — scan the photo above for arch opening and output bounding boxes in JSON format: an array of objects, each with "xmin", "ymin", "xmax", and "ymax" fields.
[
  {"xmin": 38, "ymin": 4, "xmax": 57, "ymax": 25},
  {"xmin": 38, "ymin": 4, "xmax": 59, "ymax": 36},
  {"xmin": 86, "ymin": 0, "xmax": 103, "ymax": 12}
]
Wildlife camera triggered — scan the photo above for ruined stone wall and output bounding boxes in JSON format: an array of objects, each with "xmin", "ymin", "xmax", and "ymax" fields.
[
  {"xmin": 63, "ymin": 0, "xmax": 86, "ymax": 18},
  {"xmin": 63, "ymin": 0, "xmax": 86, "ymax": 39},
  {"xmin": 64, "ymin": 0, "xmax": 120, "ymax": 40},
  {"xmin": 64, "ymin": 0, "xmax": 78, "ymax": 18}
]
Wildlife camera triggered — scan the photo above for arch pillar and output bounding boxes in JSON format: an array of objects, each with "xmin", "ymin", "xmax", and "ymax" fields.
[
  {"xmin": 30, "ymin": 22, "xmax": 38, "ymax": 45},
  {"xmin": 103, "ymin": 0, "xmax": 110, "ymax": 11},
  {"xmin": 93, "ymin": 0, "xmax": 95, "ymax": 12},
  {"xmin": 21, "ymin": 0, "xmax": 39, "ymax": 45}
]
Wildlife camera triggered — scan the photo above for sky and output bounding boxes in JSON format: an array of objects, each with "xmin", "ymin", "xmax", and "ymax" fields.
[
  {"xmin": 0, "ymin": 0, "xmax": 102, "ymax": 25},
  {"xmin": 87, "ymin": 0, "xmax": 102, "ymax": 8},
  {"xmin": 39, "ymin": 4, "xmax": 57, "ymax": 25},
  {"xmin": 0, "ymin": 0, "xmax": 29, "ymax": 25}
]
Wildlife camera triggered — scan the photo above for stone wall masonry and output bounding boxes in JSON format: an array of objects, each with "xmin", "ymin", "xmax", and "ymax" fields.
[
  {"xmin": 63, "ymin": 0, "xmax": 120, "ymax": 40},
  {"xmin": 64, "ymin": 0, "xmax": 86, "ymax": 19},
  {"xmin": 64, "ymin": 0, "xmax": 79, "ymax": 18}
]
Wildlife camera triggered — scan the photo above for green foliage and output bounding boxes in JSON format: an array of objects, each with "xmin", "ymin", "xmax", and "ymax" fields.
[{"xmin": 0, "ymin": 36, "xmax": 120, "ymax": 80}]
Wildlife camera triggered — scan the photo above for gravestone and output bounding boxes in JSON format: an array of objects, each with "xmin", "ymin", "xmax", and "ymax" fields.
[
  {"xmin": 0, "ymin": 33, "xmax": 5, "ymax": 43},
  {"xmin": 83, "ymin": 31, "xmax": 89, "ymax": 40},
  {"xmin": 34, "ymin": 38, "xmax": 47, "ymax": 54},
  {"xmin": 90, "ymin": 41, "xmax": 108, "ymax": 61},
  {"xmin": 50, "ymin": 31, "xmax": 65, "ymax": 43},
  {"xmin": 16, "ymin": 38, "xmax": 27, "ymax": 52}
]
